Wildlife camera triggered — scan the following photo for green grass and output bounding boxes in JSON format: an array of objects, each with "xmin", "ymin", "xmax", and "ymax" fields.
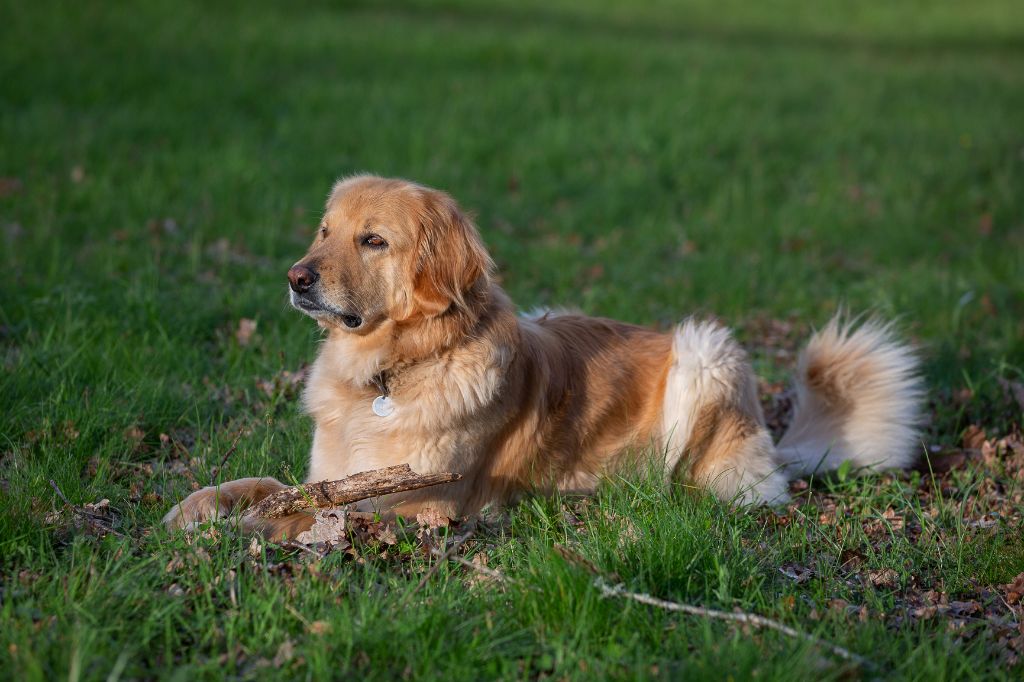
[{"xmin": 2, "ymin": 0, "xmax": 1023, "ymax": 679}]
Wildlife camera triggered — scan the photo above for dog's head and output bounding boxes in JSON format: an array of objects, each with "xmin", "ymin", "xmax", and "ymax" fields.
[{"xmin": 288, "ymin": 175, "xmax": 493, "ymax": 332}]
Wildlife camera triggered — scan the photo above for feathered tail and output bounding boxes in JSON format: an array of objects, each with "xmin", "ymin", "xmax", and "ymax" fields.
[{"xmin": 777, "ymin": 316, "xmax": 924, "ymax": 478}]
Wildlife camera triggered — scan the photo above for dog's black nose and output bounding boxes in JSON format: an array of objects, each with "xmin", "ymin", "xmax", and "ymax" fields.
[{"xmin": 287, "ymin": 264, "xmax": 319, "ymax": 293}]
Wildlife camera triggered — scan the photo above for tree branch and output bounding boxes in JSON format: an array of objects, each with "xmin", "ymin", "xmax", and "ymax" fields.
[
  {"xmin": 242, "ymin": 464, "xmax": 461, "ymax": 520},
  {"xmin": 595, "ymin": 579, "xmax": 872, "ymax": 669},
  {"xmin": 556, "ymin": 543, "xmax": 871, "ymax": 669}
]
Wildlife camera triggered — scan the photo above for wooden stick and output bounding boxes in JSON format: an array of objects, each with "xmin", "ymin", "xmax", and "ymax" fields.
[
  {"xmin": 556, "ymin": 544, "xmax": 869, "ymax": 669},
  {"xmin": 595, "ymin": 579, "xmax": 872, "ymax": 669},
  {"xmin": 209, "ymin": 427, "xmax": 244, "ymax": 486},
  {"xmin": 242, "ymin": 464, "xmax": 461, "ymax": 520}
]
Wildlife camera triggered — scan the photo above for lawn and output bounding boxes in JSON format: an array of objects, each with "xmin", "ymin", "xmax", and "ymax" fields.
[{"xmin": 2, "ymin": 0, "xmax": 1023, "ymax": 679}]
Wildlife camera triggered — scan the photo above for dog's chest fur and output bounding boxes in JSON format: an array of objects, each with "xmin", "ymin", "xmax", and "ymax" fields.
[{"xmin": 301, "ymin": 320, "xmax": 515, "ymax": 512}]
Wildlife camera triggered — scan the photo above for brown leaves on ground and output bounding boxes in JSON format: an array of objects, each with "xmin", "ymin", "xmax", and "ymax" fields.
[
  {"xmin": 45, "ymin": 498, "xmax": 122, "ymax": 540},
  {"xmin": 763, "ymin": 421, "xmax": 1024, "ymax": 671},
  {"xmin": 1002, "ymin": 573, "xmax": 1024, "ymax": 605},
  {"xmin": 864, "ymin": 568, "xmax": 899, "ymax": 589},
  {"xmin": 253, "ymin": 507, "xmax": 476, "ymax": 573},
  {"xmin": 739, "ymin": 314, "xmax": 808, "ymax": 365},
  {"xmin": 189, "ymin": 506, "xmax": 507, "ymax": 604},
  {"xmin": 760, "ymin": 383, "xmax": 795, "ymax": 443},
  {"xmin": 255, "ymin": 366, "xmax": 308, "ymax": 399},
  {"xmin": 778, "ymin": 562, "xmax": 814, "ymax": 584}
]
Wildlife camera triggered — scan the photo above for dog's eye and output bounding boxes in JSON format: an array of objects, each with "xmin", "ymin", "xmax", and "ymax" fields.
[
  {"xmin": 319, "ymin": 226, "xmax": 328, "ymax": 239},
  {"xmin": 362, "ymin": 234, "xmax": 387, "ymax": 249}
]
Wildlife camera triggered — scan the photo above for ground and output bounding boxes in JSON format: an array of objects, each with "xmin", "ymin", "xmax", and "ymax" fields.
[{"xmin": 2, "ymin": 0, "xmax": 1023, "ymax": 679}]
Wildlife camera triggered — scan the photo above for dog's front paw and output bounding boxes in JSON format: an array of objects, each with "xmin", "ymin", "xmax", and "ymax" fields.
[{"xmin": 163, "ymin": 486, "xmax": 237, "ymax": 531}]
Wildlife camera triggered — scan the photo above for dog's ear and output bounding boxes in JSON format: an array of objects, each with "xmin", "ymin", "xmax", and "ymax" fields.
[{"xmin": 409, "ymin": 191, "xmax": 492, "ymax": 318}]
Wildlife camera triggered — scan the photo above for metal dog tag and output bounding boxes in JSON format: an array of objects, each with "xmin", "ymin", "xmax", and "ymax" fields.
[{"xmin": 372, "ymin": 395, "xmax": 394, "ymax": 417}]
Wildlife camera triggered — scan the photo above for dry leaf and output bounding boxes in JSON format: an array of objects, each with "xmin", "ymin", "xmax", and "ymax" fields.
[
  {"xmin": 866, "ymin": 568, "xmax": 899, "ymax": 588},
  {"xmin": 963, "ymin": 425, "xmax": 986, "ymax": 450},
  {"xmin": 307, "ymin": 620, "xmax": 331, "ymax": 636},
  {"xmin": 296, "ymin": 509, "xmax": 349, "ymax": 546},
  {"xmin": 416, "ymin": 509, "xmax": 451, "ymax": 530},
  {"xmin": 1001, "ymin": 572, "xmax": 1024, "ymax": 605},
  {"xmin": 779, "ymin": 563, "xmax": 814, "ymax": 584},
  {"xmin": 374, "ymin": 525, "xmax": 398, "ymax": 546},
  {"xmin": 235, "ymin": 318, "xmax": 257, "ymax": 346}
]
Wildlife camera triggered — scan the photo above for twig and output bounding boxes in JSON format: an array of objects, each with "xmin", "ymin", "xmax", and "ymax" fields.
[
  {"xmin": 277, "ymin": 539, "xmax": 326, "ymax": 559},
  {"xmin": 554, "ymin": 543, "xmax": 621, "ymax": 582},
  {"xmin": 595, "ymin": 579, "xmax": 872, "ymax": 669},
  {"xmin": 210, "ymin": 427, "xmax": 245, "ymax": 486},
  {"xmin": 284, "ymin": 603, "xmax": 312, "ymax": 628},
  {"xmin": 243, "ymin": 464, "xmax": 461, "ymax": 520},
  {"xmin": 405, "ymin": 531, "xmax": 476, "ymax": 602},
  {"xmin": 49, "ymin": 479, "xmax": 75, "ymax": 508},
  {"xmin": 555, "ymin": 543, "xmax": 869, "ymax": 668},
  {"xmin": 48, "ymin": 479, "xmax": 128, "ymax": 539}
]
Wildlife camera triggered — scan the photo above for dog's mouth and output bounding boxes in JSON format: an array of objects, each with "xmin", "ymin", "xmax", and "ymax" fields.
[{"xmin": 289, "ymin": 291, "xmax": 363, "ymax": 329}]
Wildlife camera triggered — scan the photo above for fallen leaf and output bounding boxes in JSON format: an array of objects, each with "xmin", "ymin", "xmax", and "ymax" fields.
[
  {"xmin": 949, "ymin": 600, "xmax": 983, "ymax": 617},
  {"xmin": 779, "ymin": 562, "xmax": 814, "ymax": 584},
  {"xmin": 1002, "ymin": 572, "xmax": 1024, "ymax": 605},
  {"xmin": 124, "ymin": 426, "xmax": 145, "ymax": 446},
  {"xmin": 307, "ymin": 620, "xmax": 331, "ymax": 636},
  {"xmin": 866, "ymin": 568, "xmax": 899, "ymax": 588},
  {"xmin": 963, "ymin": 425, "xmax": 986, "ymax": 450},
  {"xmin": 235, "ymin": 318, "xmax": 257, "ymax": 346},
  {"xmin": 416, "ymin": 509, "xmax": 451, "ymax": 530},
  {"xmin": 373, "ymin": 525, "xmax": 398, "ymax": 546},
  {"xmin": 296, "ymin": 508, "xmax": 349, "ymax": 546}
]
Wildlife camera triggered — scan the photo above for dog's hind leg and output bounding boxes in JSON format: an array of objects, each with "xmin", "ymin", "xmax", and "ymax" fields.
[
  {"xmin": 660, "ymin": 318, "xmax": 789, "ymax": 505},
  {"xmin": 682, "ymin": 404, "xmax": 789, "ymax": 505}
]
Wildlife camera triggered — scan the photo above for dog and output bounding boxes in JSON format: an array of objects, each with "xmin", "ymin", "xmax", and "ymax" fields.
[{"xmin": 164, "ymin": 175, "xmax": 923, "ymax": 539}]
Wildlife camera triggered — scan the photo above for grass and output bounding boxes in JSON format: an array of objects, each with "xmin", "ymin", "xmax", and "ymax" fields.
[{"xmin": 2, "ymin": 0, "xmax": 1023, "ymax": 679}]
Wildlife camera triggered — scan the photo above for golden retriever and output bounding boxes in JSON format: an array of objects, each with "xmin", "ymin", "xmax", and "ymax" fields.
[{"xmin": 164, "ymin": 175, "xmax": 923, "ymax": 539}]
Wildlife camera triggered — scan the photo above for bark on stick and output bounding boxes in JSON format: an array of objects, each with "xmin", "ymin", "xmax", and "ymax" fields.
[{"xmin": 243, "ymin": 464, "xmax": 461, "ymax": 519}]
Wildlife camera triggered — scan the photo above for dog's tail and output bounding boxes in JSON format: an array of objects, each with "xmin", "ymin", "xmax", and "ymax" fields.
[{"xmin": 777, "ymin": 315, "xmax": 924, "ymax": 478}]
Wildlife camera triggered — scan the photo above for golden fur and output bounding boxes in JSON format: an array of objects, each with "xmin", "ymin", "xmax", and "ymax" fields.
[{"xmin": 164, "ymin": 176, "xmax": 923, "ymax": 539}]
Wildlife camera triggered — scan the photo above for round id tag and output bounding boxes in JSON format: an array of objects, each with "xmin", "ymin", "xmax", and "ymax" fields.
[{"xmin": 372, "ymin": 395, "xmax": 395, "ymax": 417}]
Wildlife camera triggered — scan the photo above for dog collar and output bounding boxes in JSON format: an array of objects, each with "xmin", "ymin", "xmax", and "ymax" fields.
[
  {"xmin": 370, "ymin": 371, "xmax": 394, "ymax": 417},
  {"xmin": 370, "ymin": 371, "xmax": 389, "ymax": 396}
]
